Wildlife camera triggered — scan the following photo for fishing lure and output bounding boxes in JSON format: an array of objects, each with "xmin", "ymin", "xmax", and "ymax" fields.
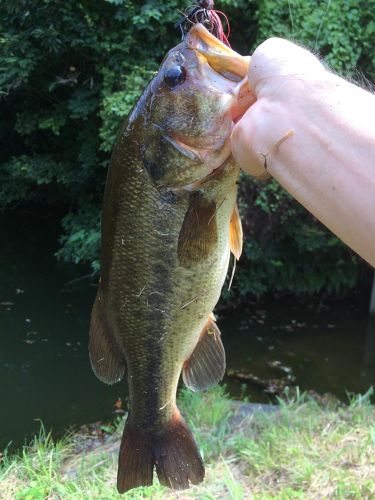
[{"xmin": 176, "ymin": 0, "xmax": 231, "ymax": 47}]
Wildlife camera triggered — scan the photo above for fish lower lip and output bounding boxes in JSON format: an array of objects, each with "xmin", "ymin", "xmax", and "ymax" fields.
[
  {"xmin": 167, "ymin": 130, "xmax": 229, "ymax": 160},
  {"xmin": 208, "ymin": 159, "xmax": 228, "ymax": 176},
  {"xmin": 179, "ymin": 158, "xmax": 229, "ymax": 192},
  {"xmin": 164, "ymin": 135, "xmax": 201, "ymax": 162}
]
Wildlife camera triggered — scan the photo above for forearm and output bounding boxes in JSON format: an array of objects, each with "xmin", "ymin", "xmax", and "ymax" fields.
[{"xmin": 232, "ymin": 39, "xmax": 375, "ymax": 266}]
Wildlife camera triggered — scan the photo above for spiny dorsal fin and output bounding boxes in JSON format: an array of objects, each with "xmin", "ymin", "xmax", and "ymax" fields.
[
  {"xmin": 182, "ymin": 315, "xmax": 226, "ymax": 392},
  {"xmin": 229, "ymin": 202, "xmax": 243, "ymax": 260},
  {"xmin": 178, "ymin": 192, "xmax": 218, "ymax": 266},
  {"xmin": 89, "ymin": 287, "xmax": 126, "ymax": 384}
]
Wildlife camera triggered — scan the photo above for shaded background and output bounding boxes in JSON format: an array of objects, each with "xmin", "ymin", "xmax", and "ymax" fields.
[
  {"xmin": 1, "ymin": 0, "xmax": 374, "ymax": 295},
  {"xmin": 1, "ymin": 0, "xmax": 374, "ymax": 450}
]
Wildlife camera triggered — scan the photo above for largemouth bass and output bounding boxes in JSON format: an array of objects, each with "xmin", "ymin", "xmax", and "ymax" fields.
[{"xmin": 89, "ymin": 24, "xmax": 254, "ymax": 493}]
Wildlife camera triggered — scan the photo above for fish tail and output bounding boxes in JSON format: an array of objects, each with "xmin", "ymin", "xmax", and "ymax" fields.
[{"xmin": 117, "ymin": 408, "xmax": 204, "ymax": 493}]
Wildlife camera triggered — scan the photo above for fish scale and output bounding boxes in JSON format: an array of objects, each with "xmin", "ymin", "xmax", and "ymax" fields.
[
  {"xmin": 88, "ymin": 23, "xmax": 252, "ymax": 493},
  {"xmin": 107, "ymin": 136, "xmax": 238, "ymax": 427}
]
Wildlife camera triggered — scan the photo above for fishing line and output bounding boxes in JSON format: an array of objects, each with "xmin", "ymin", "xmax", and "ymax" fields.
[
  {"xmin": 176, "ymin": 0, "xmax": 231, "ymax": 47},
  {"xmin": 228, "ymin": 254, "xmax": 236, "ymax": 291}
]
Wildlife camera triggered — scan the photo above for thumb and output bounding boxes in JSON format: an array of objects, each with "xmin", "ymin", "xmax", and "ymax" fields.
[
  {"xmin": 231, "ymin": 37, "xmax": 326, "ymax": 177},
  {"xmin": 248, "ymin": 37, "xmax": 325, "ymax": 97},
  {"xmin": 231, "ymin": 100, "xmax": 269, "ymax": 179}
]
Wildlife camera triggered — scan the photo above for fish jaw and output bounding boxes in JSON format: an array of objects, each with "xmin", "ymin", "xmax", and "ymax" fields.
[
  {"xmin": 187, "ymin": 23, "xmax": 250, "ymax": 79},
  {"xmin": 162, "ymin": 133, "xmax": 232, "ymax": 172},
  {"xmin": 159, "ymin": 24, "xmax": 256, "ymax": 187},
  {"xmin": 186, "ymin": 23, "xmax": 256, "ymax": 121}
]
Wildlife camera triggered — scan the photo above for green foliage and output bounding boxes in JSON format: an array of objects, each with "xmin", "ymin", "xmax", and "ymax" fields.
[
  {"xmin": 0, "ymin": 0, "xmax": 182, "ymax": 271},
  {"xmin": 0, "ymin": 0, "xmax": 373, "ymax": 292},
  {"xmin": 99, "ymin": 66, "xmax": 157, "ymax": 152},
  {"xmin": 56, "ymin": 204, "xmax": 101, "ymax": 272},
  {"xmin": 229, "ymin": 0, "xmax": 374, "ymax": 297},
  {"xmin": 256, "ymin": 0, "xmax": 375, "ymax": 81},
  {"xmin": 231, "ymin": 176, "xmax": 360, "ymax": 296}
]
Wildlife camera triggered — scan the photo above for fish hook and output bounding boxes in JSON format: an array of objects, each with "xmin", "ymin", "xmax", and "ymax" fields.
[{"xmin": 176, "ymin": 0, "xmax": 231, "ymax": 47}]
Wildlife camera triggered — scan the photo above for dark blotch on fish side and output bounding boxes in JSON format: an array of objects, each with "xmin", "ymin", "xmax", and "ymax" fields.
[
  {"xmin": 143, "ymin": 159, "xmax": 165, "ymax": 182},
  {"xmin": 159, "ymin": 188, "xmax": 179, "ymax": 205}
]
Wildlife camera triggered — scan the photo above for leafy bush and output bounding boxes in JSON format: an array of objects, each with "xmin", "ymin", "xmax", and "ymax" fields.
[
  {"xmin": 256, "ymin": 0, "xmax": 374, "ymax": 81},
  {"xmin": 233, "ymin": 176, "xmax": 359, "ymax": 296},
  {"xmin": 0, "ymin": 0, "xmax": 373, "ymax": 295}
]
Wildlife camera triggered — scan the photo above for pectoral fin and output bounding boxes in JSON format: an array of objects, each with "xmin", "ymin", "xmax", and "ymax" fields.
[
  {"xmin": 229, "ymin": 203, "xmax": 243, "ymax": 260},
  {"xmin": 182, "ymin": 315, "xmax": 226, "ymax": 392},
  {"xmin": 178, "ymin": 192, "xmax": 218, "ymax": 266},
  {"xmin": 89, "ymin": 288, "xmax": 126, "ymax": 384}
]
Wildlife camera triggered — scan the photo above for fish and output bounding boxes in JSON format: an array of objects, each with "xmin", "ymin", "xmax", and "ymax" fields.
[{"xmin": 88, "ymin": 23, "xmax": 255, "ymax": 493}]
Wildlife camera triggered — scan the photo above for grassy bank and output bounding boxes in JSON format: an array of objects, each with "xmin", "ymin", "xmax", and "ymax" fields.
[{"xmin": 1, "ymin": 387, "xmax": 374, "ymax": 499}]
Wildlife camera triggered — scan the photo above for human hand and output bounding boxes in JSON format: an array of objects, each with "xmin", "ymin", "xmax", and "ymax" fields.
[
  {"xmin": 231, "ymin": 38, "xmax": 375, "ymax": 267},
  {"xmin": 231, "ymin": 37, "xmax": 328, "ymax": 178}
]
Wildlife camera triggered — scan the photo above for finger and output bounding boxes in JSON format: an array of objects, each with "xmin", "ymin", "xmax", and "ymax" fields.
[
  {"xmin": 248, "ymin": 37, "xmax": 326, "ymax": 97},
  {"xmin": 231, "ymin": 101, "xmax": 268, "ymax": 178}
]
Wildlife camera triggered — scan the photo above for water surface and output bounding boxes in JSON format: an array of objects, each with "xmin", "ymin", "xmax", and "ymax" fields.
[{"xmin": 1, "ymin": 209, "xmax": 373, "ymax": 451}]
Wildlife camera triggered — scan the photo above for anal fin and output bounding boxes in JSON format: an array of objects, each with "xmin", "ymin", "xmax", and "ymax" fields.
[
  {"xmin": 182, "ymin": 315, "xmax": 226, "ymax": 392},
  {"xmin": 230, "ymin": 202, "xmax": 243, "ymax": 260},
  {"xmin": 89, "ymin": 287, "xmax": 126, "ymax": 384}
]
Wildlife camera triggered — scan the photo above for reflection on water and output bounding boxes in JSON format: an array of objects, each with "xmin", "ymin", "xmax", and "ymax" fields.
[
  {"xmin": 0, "ymin": 209, "xmax": 374, "ymax": 450},
  {"xmin": 0, "ymin": 209, "xmax": 123, "ymax": 451},
  {"xmin": 221, "ymin": 297, "xmax": 373, "ymax": 402}
]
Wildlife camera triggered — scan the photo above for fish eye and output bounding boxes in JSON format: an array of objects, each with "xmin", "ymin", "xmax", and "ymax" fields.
[{"xmin": 164, "ymin": 65, "xmax": 186, "ymax": 89}]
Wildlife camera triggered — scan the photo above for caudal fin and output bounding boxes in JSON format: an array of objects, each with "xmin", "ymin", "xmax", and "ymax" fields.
[{"xmin": 117, "ymin": 410, "xmax": 204, "ymax": 493}]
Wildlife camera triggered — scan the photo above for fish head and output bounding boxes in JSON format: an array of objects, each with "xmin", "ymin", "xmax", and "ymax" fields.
[{"xmin": 137, "ymin": 24, "xmax": 255, "ymax": 188}]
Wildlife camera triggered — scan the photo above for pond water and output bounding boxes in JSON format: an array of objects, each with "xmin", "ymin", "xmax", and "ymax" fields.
[{"xmin": 1, "ymin": 209, "xmax": 374, "ymax": 451}]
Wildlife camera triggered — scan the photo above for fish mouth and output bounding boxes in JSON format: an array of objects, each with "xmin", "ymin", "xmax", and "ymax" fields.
[
  {"xmin": 171, "ymin": 25, "xmax": 256, "ymax": 189},
  {"xmin": 186, "ymin": 23, "xmax": 256, "ymax": 121},
  {"xmin": 187, "ymin": 23, "xmax": 250, "ymax": 79}
]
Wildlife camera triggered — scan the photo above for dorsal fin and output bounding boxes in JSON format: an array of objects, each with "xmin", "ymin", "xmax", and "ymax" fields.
[
  {"xmin": 229, "ymin": 202, "xmax": 243, "ymax": 260},
  {"xmin": 182, "ymin": 315, "xmax": 226, "ymax": 392},
  {"xmin": 89, "ymin": 287, "xmax": 126, "ymax": 384}
]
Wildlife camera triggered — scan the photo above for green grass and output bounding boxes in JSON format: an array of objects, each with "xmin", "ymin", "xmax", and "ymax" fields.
[{"xmin": 1, "ymin": 386, "xmax": 375, "ymax": 499}]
